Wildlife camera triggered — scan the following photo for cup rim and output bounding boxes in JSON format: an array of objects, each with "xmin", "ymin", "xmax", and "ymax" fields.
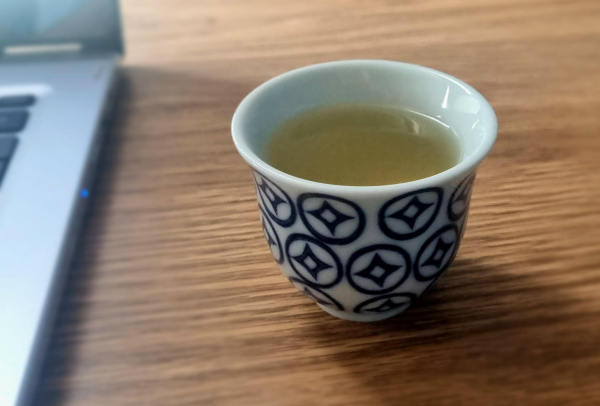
[{"xmin": 231, "ymin": 60, "xmax": 497, "ymax": 196}]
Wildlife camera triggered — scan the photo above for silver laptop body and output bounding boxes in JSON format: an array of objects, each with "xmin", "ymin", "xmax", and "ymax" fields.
[{"xmin": 0, "ymin": 1, "xmax": 124, "ymax": 405}]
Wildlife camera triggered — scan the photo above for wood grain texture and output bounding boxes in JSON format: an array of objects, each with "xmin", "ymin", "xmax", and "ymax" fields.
[{"xmin": 34, "ymin": 0, "xmax": 600, "ymax": 405}]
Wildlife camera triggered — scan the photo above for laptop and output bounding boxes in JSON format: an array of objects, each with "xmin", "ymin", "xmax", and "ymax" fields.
[{"xmin": 0, "ymin": 1, "xmax": 124, "ymax": 405}]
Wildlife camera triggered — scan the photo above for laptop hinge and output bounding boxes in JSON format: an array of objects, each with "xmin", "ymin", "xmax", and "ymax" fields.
[
  {"xmin": 0, "ymin": 43, "xmax": 117, "ymax": 63},
  {"xmin": 1, "ymin": 43, "xmax": 86, "ymax": 62},
  {"xmin": 3, "ymin": 43, "xmax": 83, "ymax": 57}
]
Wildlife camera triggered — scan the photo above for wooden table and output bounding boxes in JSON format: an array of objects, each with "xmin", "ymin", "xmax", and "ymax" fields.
[{"xmin": 35, "ymin": 0, "xmax": 600, "ymax": 405}]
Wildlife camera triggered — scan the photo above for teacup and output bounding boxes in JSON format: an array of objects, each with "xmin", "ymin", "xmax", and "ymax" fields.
[{"xmin": 232, "ymin": 60, "xmax": 497, "ymax": 322}]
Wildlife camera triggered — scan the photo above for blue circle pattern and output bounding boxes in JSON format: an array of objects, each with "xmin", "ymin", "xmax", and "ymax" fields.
[
  {"xmin": 259, "ymin": 206, "xmax": 284, "ymax": 264},
  {"xmin": 288, "ymin": 277, "xmax": 345, "ymax": 311},
  {"xmin": 251, "ymin": 170, "xmax": 472, "ymax": 315},
  {"xmin": 253, "ymin": 171, "xmax": 297, "ymax": 227},
  {"xmin": 378, "ymin": 187, "xmax": 443, "ymax": 241},
  {"xmin": 346, "ymin": 244, "xmax": 412, "ymax": 295},
  {"xmin": 298, "ymin": 193, "xmax": 366, "ymax": 245},
  {"xmin": 285, "ymin": 233, "xmax": 344, "ymax": 289}
]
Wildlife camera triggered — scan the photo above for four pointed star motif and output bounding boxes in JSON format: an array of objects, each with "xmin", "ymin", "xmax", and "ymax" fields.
[
  {"xmin": 421, "ymin": 237, "xmax": 453, "ymax": 269},
  {"xmin": 261, "ymin": 217, "xmax": 277, "ymax": 247},
  {"xmin": 354, "ymin": 253, "xmax": 402, "ymax": 287},
  {"xmin": 307, "ymin": 200, "xmax": 354, "ymax": 235},
  {"xmin": 257, "ymin": 179, "xmax": 285, "ymax": 214},
  {"xmin": 291, "ymin": 244, "xmax": 333, "ymax": 280},
  {"xmin": 364, "ymin": 298, "xmax": 409, "ymax": 313},
  {"xmin": 387, "ymin": 196, "xmax": 433, "ymax": 229},
  {"xmin": 301, "ymin": 287, "xmax": 332, "ymax": 307},
  {"xmin": 453, "ymin": 178, "xmax": 473, "ymax": 206}
]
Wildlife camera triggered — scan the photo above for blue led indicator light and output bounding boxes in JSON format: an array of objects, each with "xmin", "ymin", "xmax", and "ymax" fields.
[{"xmin": 80, "ymin": 189, "xmax": 90, "ymax": 198}]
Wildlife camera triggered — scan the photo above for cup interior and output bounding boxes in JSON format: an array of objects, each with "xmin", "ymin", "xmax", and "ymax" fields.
[{"xmin": 232, "ymin": 61, "xmax": 497, "ymax": 187}]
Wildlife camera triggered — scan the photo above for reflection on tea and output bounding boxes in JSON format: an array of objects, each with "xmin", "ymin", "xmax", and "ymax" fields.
[{"xmin": 265, "ymin": 105, "xmax": 462, "ymax": 186}]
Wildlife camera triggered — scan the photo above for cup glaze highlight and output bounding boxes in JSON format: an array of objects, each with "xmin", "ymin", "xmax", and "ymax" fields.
[{"xmin": 232, "ymin": 60, "xmax": 497, "ymax": 321}]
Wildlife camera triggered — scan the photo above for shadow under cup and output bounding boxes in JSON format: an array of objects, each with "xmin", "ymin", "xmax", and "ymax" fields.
[{"xmin": 232, "ymin": 60, "xmax": 497, "ymax": 322}]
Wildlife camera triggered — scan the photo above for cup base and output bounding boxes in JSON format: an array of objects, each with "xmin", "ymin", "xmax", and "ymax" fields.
[{"xmin": 318, "ymin": 303, "xmax": 410, "ymax": 322}]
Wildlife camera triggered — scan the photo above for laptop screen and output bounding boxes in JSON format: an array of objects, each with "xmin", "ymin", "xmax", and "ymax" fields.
[{"xmin": 0, "ymin": 0, "xmax": 123, "ymax": 55}]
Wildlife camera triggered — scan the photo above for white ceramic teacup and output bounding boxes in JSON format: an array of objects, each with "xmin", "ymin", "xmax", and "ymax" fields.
[{"xmin": 232, "ymin": 60, "xmax": 497, "ymax": 322}]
